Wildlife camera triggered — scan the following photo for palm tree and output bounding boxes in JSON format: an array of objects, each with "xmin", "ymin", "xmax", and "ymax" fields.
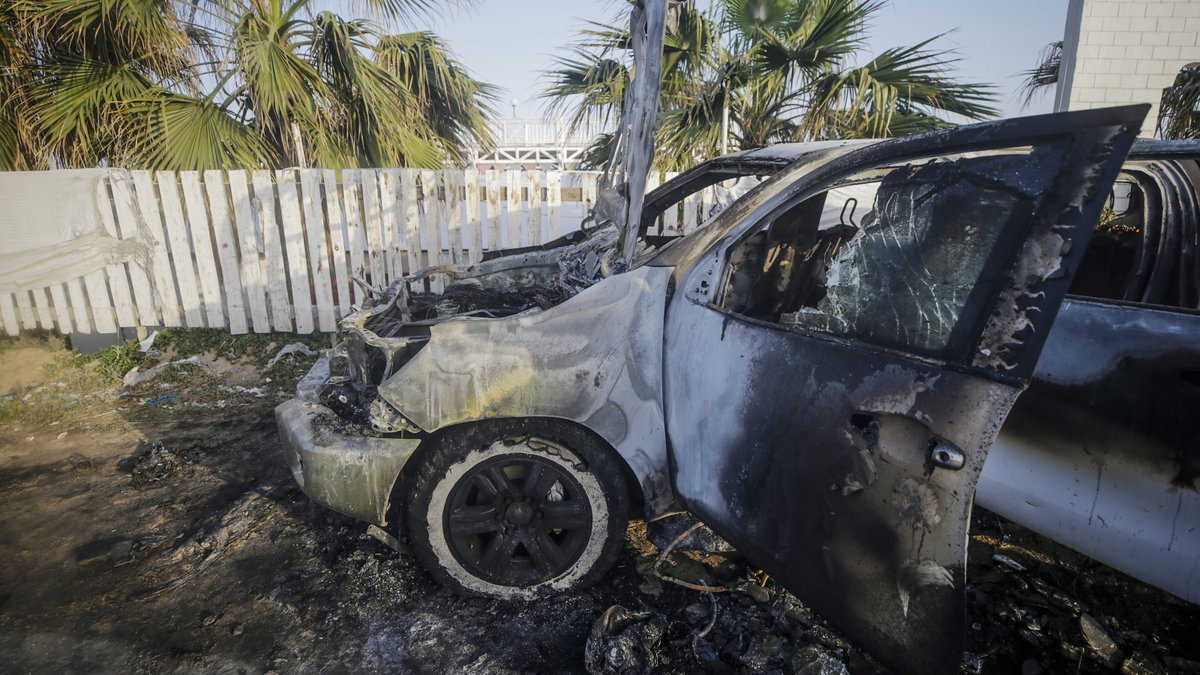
[
  {"xmin": 0, "ymin": 0, "xmax": 43, "ymax": 170},
  {"xmin": 541, "ymin": 0, "xmax": 998, "ymax": 170},
  {"xmin": 1, "ymin": 0, "xmax": 496, "ymax": 171}
]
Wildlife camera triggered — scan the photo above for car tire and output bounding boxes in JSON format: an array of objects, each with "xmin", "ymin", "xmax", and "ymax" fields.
[{"xmin": 403, "ymin": 419, "xmax": 630, "ymax": 599}]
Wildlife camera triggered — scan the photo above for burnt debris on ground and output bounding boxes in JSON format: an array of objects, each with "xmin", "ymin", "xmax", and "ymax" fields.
[{"xmin": 2, "ymin": 335, "xmax": 1200, "ymax": 675}]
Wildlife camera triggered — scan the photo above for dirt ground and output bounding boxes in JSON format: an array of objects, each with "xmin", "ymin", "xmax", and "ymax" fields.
[{"xmin": 1, "ymin": 335, "xmax": 1198, "ymax": 675}]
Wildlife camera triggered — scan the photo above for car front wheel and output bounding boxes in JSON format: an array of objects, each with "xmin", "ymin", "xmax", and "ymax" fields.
[{"xmin": 403, "ymin": 421, "xmax": 630, "ymax": 599}]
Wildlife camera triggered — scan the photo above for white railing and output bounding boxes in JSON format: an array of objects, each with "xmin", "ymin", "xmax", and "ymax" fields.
[
  {"xmin": 489, "ymin": 117, "xmax": 611, "ymax": 149},
  {"xmin": 473, "ymin": 118, "xmax": 614, "ymax": 168},
  {"xmin": 0, "ymin": 168, "xmax": 712, "ymax": 336}
]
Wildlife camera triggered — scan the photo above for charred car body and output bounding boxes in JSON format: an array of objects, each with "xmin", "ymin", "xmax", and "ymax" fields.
[{"xmin": 274, "ymin": 106, "xmax": 1195, "ymax": 675}]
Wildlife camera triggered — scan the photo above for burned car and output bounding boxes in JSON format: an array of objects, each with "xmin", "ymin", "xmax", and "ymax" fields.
[
  {"xmin": 975, "ymin": 138, "xmax": 1200, "ymax": 607},
  {"xmin": 276, "ymin": 106, "xmax": 1156, "ymax": 675}
]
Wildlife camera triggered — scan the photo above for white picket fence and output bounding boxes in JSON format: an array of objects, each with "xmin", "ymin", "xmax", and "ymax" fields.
[{"xmin": 0, "ymin": 168, "xmax": 710, "ymax": 336}]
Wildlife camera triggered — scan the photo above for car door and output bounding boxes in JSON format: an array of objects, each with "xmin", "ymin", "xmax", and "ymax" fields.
[{"xmin": 660, "ymin": 106, "xmax": 1147, "ymax": 675}]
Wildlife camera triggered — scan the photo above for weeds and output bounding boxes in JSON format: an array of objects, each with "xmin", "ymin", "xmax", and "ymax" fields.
[
  {"xmin": 0, "ymin": 332, "xmax": 67, "ymax": 356},
  {"xmin": 74, "ymin": 339, "xmax": 148, "ymax": 380},
  {"xmin": 1, "ymin": 328, "xmax": 334, "ymax": 432},
  {"xmin": 154, "ymin": 328, "xmax": 330, "ymax": 369}
]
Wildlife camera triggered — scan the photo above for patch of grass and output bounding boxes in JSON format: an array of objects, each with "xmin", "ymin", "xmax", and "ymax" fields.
[
  {"xmin": 154, "ymin": 328, "xmax": 331, "ymax": 369},
  {"xmin": 0, "ymin": 384, "xmax": 117, "ymax": 428},
  {"xmin": 0, "ymin": 333, "xmax": 122, "ymax": 429},
  {"xmin": 260, "ymin": 352, "xmax": 319, "ymax": 392},
  {"xmin": 0, "ymin": 332, "xmax": 68, "ymax": 357},
  {"xmin": 121, "ymin": 363, "xmax": 277, "ymax": 422},
  {"xmin": 0, "ymin": 397, "xmax": 61, "ymax": 427},
  {"xmin": 73, "ymin": 339, "xmax": 149, "ymax": 381},
  {"xmin": 0, "ymin": 327, "xmax": 333, "ymax": 431}
]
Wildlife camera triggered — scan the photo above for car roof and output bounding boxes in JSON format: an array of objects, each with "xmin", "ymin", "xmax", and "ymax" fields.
[
  {"xmin": 1128, "ymin": 138, "xmax": 1200, "ymax": 159},
  {"xmin": 722, "ymin": 139, "xmax": 877, "ymax": 163},
  {"xmin": 713, "ymin": 137, "xmax": 1199, "ymax": 167}
]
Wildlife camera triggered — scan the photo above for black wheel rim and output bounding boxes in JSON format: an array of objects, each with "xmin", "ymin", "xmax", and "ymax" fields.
[{"xmin": 443, "ymin": 452, "xmax": 593, "ymax": 587}]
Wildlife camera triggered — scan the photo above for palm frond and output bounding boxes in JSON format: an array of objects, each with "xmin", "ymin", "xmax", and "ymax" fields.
[
  {"xmin": 1158, "ymin": 64, "xmax": 1200, "ymax": 140},
  {"xmin": 723, "ymin": 0, "xmax": 791, "ymax": 41},
  {"xmin": 34, "ymin": 56, "xmax": 159, "ymax": 166},
  {"xmin": 232, "ymin": 7, "xmax": 323, "ymax": 122},
  {"xmin": 1017, "ymin": 40, "xmax": 1061, "ymax": 108},
  {"xmin": 578, "ymin": 131, "xmax": 616, "ymax": 170},
  {"xmin": 749, "ymin": 0, "xmax": 879, "ymax": 74},
  {"xmin": 0, "ymin": 3, "xmax": 48, "ymax": 169},
  {"xmin": 801, "ymin": 37, "xmax": 997, "ymax": 140},
  {"xmin": 541, "ymin": 53, "xmax": 630, "ymax": 132},
  {"xmin": 339, "ymin": 0, "xmax": 477, "ymax": 27},
  {"xmin": 115, "ymin": 90, "xmax": 271, "ymax": 170},
  {"xmin": 5, "ymin": 0, "xmax": 496, "ymax": 170},
  {"xmin": 374, "ymin": 30, "xmax": 498, "ymax": 166},
  {"xmin": 32, "ymin": 0, "xmax": 193, "ymax": 78}
]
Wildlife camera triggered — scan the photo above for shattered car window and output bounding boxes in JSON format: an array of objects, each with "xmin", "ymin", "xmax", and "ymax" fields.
[
  {"xmin": 1069, "ymin": 159, "xmax": 1200, "ymax": 310},
  {"xmin": 721, "ymin": 149, "xmax": 1061, "ymax": 357},
  {"xmin": 1069, "ymin": 174, "xmax": 1146, "ymax": 301}
]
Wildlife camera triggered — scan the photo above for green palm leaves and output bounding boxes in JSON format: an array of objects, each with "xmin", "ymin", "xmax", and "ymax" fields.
[
  {"xmin": 543, "ymin": 0, "xmax": 998, "ymax": 170},
  {"xmin": 2, "ymin": 0, "xmax": 495, "ymax": 170}
]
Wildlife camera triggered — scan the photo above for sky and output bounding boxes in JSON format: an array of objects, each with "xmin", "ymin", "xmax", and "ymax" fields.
[{"xmin": 425, "ymin": 0, "xmax": 1072, "ymax": 121}]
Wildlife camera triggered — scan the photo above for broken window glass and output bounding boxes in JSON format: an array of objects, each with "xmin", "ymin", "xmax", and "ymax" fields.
[{"xmin": 720, "ymin": 149, "xmax": 1068, "ymax": 357}]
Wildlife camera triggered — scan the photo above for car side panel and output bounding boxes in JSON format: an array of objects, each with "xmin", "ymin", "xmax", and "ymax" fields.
[
  {"xmin": 978, "ymin": 297, "xmax": 1200, "ymax": 603},
  {"xmin": 378, "ymin": 267, "xmax": 675, "ymax": 516}
]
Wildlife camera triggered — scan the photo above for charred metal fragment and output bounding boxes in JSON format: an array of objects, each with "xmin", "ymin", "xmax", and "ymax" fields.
[{"xmin": 367, "ymin": 397, "xmax": 421, "ymax": 435}]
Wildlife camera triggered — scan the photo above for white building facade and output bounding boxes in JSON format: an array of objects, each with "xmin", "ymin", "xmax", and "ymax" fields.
[{"xmin": 1056, "ymin": 0, "xmax": 1200, "ymax": 135}]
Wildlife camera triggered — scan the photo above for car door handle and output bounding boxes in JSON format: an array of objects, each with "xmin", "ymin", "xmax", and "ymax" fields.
[
  {"xmin": 927, "ymin": 439, "xmax": 965, "ymax": 470},
  {"xmin": 849, "ymin": 412, "xmax": 965, "ymax": 470}
]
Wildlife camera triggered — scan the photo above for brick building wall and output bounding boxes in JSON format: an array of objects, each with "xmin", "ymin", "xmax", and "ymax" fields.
[{"xmin": 1057, "ymin": 0, "xmax": 1200, "ymax": 136}]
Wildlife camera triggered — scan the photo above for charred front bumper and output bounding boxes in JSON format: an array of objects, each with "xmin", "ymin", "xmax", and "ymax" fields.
[
  {"xmin": 276, "ymin": 227, "xmax": 626, "ymax": 527},
  {"xmin": 276, "ymin": 355, "xmax": 422, "ymax": 526}
]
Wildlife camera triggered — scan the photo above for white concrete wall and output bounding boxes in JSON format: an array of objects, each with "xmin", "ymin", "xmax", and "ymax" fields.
[{"xmin": 1059, "ymin": 0, "xmax": 1200, "ymax": 136}]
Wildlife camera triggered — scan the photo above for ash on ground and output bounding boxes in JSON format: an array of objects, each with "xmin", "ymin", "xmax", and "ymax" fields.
[{"xmin": 2, "ymin": 412, "xmax": 1198, "ymax": 675}]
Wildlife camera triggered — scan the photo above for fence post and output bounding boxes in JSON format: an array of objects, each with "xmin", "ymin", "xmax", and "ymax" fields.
[
  {"xmin": 204, "ymin": 170, "xmax": 249, "ymax": 334},
  {"xmin": 401, "ymin": 169, "xmax": 421, "ymax": 276},
  {"xmin": 379, "ymin": 169, "xmax": 404, "ymax": 284},
  {"xmin": 526, "ymin": 169, "xmax": 543, "ymax": 246},
  {"xmin": 132, "ymin": 170, "xmax": 183, "ymax": 328},
  {"xmin": 179, "ymin": 172, "xmax": 225, "ymax": 328},
  {"xmin": 252, "ymin": 170, "xmax": 292, "ymax": 331},
  {"xmin": 546, "ymin": 171, "xmax": 562, "ymax": 240},
  {"xmin": 229, "ymin": 170, "xmax": 271, "ymax": 333},
  {"xmin": 444, "ymin": 169, "xmax": 464, "ymax": 265},
  {"xmin": 506, "ymin": 169, "xmax": 521, "ymax": 248},
  {"xmin": 322, "ymin": 169, "xmax": 353, "ymax": 318},
  {"xmin": 465, "ymin": 168, "xmax": 482, "ymax": 263},
  {"xmin": 299, "ymin": 169, "xmax": 336, "ymax": 332},
  {"xmin": 486, "ymin": 169, "xmax": 502, "ymax": 253},
  {"xmin": 109, "ymin": 172, "xmax": 159, "ymax": 327},
  {"xmin": 157, "ymin": 172, "xmax": 204, "ymax": 328}
]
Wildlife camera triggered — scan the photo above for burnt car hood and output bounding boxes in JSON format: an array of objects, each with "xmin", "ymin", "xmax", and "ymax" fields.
[{"xmin": 377, "ymin": 266, "xmax": 676, "ymax": 514}]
